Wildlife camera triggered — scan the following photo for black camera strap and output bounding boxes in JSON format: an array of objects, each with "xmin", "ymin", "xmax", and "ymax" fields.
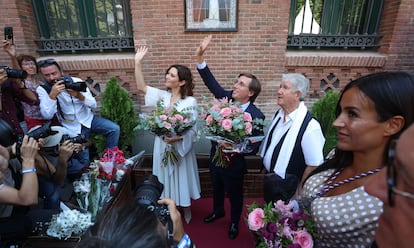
[{"xmin": 167, "ymin": 217, "xmax": 174, "ymax": 248}]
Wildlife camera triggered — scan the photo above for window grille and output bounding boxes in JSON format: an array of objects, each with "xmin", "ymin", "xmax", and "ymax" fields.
[
  {"xmin": 287, "ymin": 0, "xmax": 384, "ymax": 50},
  {"xmin": 32, "ymin": 0, "xmax": 134, "ymax": 54}
]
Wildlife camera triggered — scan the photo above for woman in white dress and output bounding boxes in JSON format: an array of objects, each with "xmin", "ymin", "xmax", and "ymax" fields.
[{"xmin": 134, "ymin": 46, "xmax": 201, "ymax": 223}]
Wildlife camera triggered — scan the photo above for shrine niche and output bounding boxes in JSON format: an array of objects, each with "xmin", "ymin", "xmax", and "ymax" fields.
[{"xmin": 185, "ymin": 0, "xmax": 238, "ymax": 31}]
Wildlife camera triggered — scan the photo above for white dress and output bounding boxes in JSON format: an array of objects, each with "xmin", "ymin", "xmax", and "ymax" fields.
[{"xmin": 145, "ymin": 86, "xmax": 201, "ymax": 207}]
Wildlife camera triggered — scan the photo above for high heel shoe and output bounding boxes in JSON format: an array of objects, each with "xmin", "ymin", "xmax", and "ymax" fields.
[{"xmin": 183, "ymin": 207, "xmax": 192, "ymax": 224}]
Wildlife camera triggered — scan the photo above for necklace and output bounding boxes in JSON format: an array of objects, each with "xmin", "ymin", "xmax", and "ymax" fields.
[{"xmin": 317, "ymin": 167, "xmax": 382, "ymax": 197}]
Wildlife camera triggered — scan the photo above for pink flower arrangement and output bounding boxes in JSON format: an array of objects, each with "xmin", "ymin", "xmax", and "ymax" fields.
[
  {"xmin": 136, "ymin": 100, "xmax": 197, "ymax": 166},
  {"xmin": 247, "ymin": 200, "xmax": 317, "ymax": 248},
  {"xmin": 200, "ymin": 97, "xmax": 264, "ymax": 167},
  {"xmin": 136, "ymin": 100, "xmax": 196, "ymax": 137},
  {"xmin": 200, "ymin": 97, "xmax": 254, "ymax": 142}
]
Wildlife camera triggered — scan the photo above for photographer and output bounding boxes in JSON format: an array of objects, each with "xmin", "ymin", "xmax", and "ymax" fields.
[
  {"xmin": 0, "ymin": 120, "xmax": 39, "ymax": 242},
  {"xmin": 77, "ymin": 198, "xmax": 194, "ymax": 248},
  {"xmin": 36, "ymin": 59, "xmax": 120, "ymax": 177},
  {"xmin": 1, "ymin": 40, "xmax": 39, "ymax": 136},
  {"xmin": 29, "ymin": 124, "xmax": 77, "ymax": 209}
]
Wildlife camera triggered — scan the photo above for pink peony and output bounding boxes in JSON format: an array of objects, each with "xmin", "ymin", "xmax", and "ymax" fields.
[
  {"xmin": 163, "ymin": 121, "xmax": 172, "ymax": 130},
  {"xmin": 160, "ymin": 114, "xmax": 168, "ymax": 121},
  {"xmin": 221, "ymin": 119, "xmax": 233, "ymax": 131},
  {"xmin": 248, "ymin": 208, "xmax": 265, "ymax": 231},
  {"xmin": 220, "ymin": 107, "xmax": 232, "ymax": 118},
  {"xmin": 243, "ymin": 112, "xmax": 252, "ymax": 122},
  {"xmin": 174, "ymin": 114, "xmax": 184, "ymax": 122},
  {"xmin": 293, "ymin": 229, "xmax": 313, "ymax": 248},
  {"xmin": 245, "ymin": 122, "xmax": 253, "ymax": 135},
  {"xmin": 274, "ymin": 200, "xmax": 294, "ymax": 215},
  {"xmin": 211, "ymin": 104, "xmax": 221, "ymax": 112},
  {"xmin": 169, "ymin": 117, "xmax": 177, "ymax": 125},
  {"xmin": 206, "ymin": 115, "xmax": 214, "ymax": 126}
]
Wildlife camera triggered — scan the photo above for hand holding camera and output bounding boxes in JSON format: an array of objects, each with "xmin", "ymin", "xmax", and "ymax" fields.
[
  {"xmin": 18, "ymin": 135, "xmax": 39, "ymax": 165},
  {"xmin": 158, "ymin": 198, "xmax": 186, "ymax": 245}
]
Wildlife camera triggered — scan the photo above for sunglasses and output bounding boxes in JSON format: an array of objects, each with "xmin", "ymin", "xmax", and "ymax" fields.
[
  {"xmin": 387, "ymin": 139, "xmax": 414, "ymax": 206},
  {"xmin": 22, "ymin": 61, "xmax": 36, "ymax": 66},
  {"xmin": 38, "ymin": 58, "xmax": 58, "ymax": 67}
]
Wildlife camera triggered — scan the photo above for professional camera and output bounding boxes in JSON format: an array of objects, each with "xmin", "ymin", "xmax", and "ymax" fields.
[
  {"xmin": 60, "ymin": 134, "xmax": 87, "ymax": 144},
  {"xmin": 27, "ymin": 121, "xmax": 56, "ymax": 140},
  {"xmin": 135, "ymin": 175, "xmax": 170, "ymax": 225},
  {"xmin": 0, "ymin": 65, "xmax": 27, "ymax": 79},
  {"xmin": 60, "ymin": 76, "xmax": 87, "ymax": 92},
  {"xmin": 15, "ymin": 121, "xmax": 57, "ymax": 159}
]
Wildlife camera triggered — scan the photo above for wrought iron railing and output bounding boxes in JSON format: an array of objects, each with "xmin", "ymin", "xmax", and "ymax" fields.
[
  {"xmin": 32, "ymin": 0, "xmax": 134, "ymax": 54},
  {"xmin": 287, "ymin": 0, "xmax": 384, "ymax": 50}
]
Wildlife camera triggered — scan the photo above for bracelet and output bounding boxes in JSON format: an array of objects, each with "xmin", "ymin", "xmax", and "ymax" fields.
[
  {"xmin": 20, "ymin": 168, "xmax": 37, "ymax": 174},
  {"xmin": 177, "ymin": 233, "xmax": 193, "ymax": 248}
]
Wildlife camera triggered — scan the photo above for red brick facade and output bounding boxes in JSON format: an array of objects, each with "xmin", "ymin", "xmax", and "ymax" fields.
[{"xmin": 1, "ymin": 0, "xmax": 414, "ymax": 121}]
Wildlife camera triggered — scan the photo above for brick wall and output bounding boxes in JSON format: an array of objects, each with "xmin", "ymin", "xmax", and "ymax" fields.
[{"xmin": 1, "ymin": 0, "xmax": 414, "ymax": 120}]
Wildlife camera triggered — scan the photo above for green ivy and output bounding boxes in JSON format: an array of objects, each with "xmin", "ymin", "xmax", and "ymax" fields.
[
  {"xmin": 91, "ymin": 77, "xmax": 138, "ymax": 158},
  {"xmin": 311, "ymin": 90, "xmax": 340, "ymax": 156}
]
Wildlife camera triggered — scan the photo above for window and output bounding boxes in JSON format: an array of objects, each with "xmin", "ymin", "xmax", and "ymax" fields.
[
  {"xmin": 287, "ymin": 0, "xmax": 384, "ymax": 50},
  {"xmin": 185, "ymin": 0, "xmax": 238, "ymax": 31},
  {"xmin": 32, "ymin": 0, "xmax": 134, "ymax": 54}
]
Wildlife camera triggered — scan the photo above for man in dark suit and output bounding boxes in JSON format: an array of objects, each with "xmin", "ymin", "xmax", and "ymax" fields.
[{"xmin": 196, "ymin": 35, "xmax": 265, "ymax": 240}]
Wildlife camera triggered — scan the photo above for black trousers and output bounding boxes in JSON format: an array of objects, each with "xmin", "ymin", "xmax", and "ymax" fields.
[{"xmin": 210, "ymin": 165, "xmax": 244, "ymax": 224}]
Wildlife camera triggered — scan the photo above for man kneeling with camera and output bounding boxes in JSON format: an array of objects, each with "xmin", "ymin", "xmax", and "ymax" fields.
[{"xmin": 78, "ymin": 175, "xmax": 195, "ymax": 248}]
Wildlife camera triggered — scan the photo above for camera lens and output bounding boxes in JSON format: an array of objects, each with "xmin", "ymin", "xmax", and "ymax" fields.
[{"xmin": 135, "ymin": 175, "xmax": 164, "ymax": 207}]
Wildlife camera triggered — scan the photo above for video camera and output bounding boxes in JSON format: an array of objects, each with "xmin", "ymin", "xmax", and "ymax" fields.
[
  {"xmin": 135, "ymin": 175, "xmax": 174, "ymax": 246},
  {"xmin": 60, "ymin": 76, "xmax": 87, "ymax": 92},
  {"xmin": 0, "ymin": 65, "xmax": 27, "ymax": 80}
]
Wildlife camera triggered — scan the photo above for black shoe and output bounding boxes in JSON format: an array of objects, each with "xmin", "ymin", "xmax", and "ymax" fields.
[
  {"xmin": 228, "ymin": 222, "xmax": 239, "ymax": 240},
  {"xmin": 203, "ymin": 212, "xmax": 225, "ymax": 223}
]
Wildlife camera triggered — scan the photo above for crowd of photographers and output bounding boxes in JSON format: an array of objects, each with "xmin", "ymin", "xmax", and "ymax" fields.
[
  {"xmin": 0, "ymin": 40, "xmax": 192, "ymax": 247},
  {"xmin": 0, "ymin": 39, "xmax": 121, "ymax": 243}
]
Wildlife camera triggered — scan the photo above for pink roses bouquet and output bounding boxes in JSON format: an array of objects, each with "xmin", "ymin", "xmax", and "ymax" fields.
[
  {"xmin": 200, "ymin": 97, "xmax": 263, "ymax": 167},
  {"xmin": 136, "ymin": 100, "xmax": 197, "ymax": 166},
  {"xmin": 247, "ymin": 200, "xmax": 316, "ymax": 248}
]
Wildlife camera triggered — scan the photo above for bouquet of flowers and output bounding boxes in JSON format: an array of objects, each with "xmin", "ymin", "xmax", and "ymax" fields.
[
  {"xmin": 135, "ymin": 100, "xmax": 197, "ymax": 166},
  {"xmin": 199, "ymin": 97, "xmax": 264, "ymax": 167},
  {"xmin": 46, "ymin": 209, "xmax": 93, "ymax": 240},
  {"xmin": 73, "ymin": 147, "xmax": 130, "ymax": 221},
  {"xmin": 247, "ymin": 200, "xmax": 317, "ymax": 248}
]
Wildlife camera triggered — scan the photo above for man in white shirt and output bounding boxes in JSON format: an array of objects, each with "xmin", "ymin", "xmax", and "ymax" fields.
[
  {"xmin": 36, "ymin": 59, "xmax": 120, "ymax": 177},
  {"xmin": 260, "ymin": 73, "xmax": 325, "ymax": 201}
]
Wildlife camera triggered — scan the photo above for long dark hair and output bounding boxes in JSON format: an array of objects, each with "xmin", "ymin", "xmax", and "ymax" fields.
[
  {"xmin": 165, "ymin": 64, "xmax": 194, "ymax": 99},
  {"xmin": 78, "ymin": 204, "xmax": 166, "ymax": 248},
  {"xmin": 306, "ymin": 71, "xmax": 414, "ymax": 180}
]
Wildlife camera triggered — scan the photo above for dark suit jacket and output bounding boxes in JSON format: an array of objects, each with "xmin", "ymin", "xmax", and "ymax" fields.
[{"xmin": 197, "ymin": 65, "xmax": 265, "ymax": 178}]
